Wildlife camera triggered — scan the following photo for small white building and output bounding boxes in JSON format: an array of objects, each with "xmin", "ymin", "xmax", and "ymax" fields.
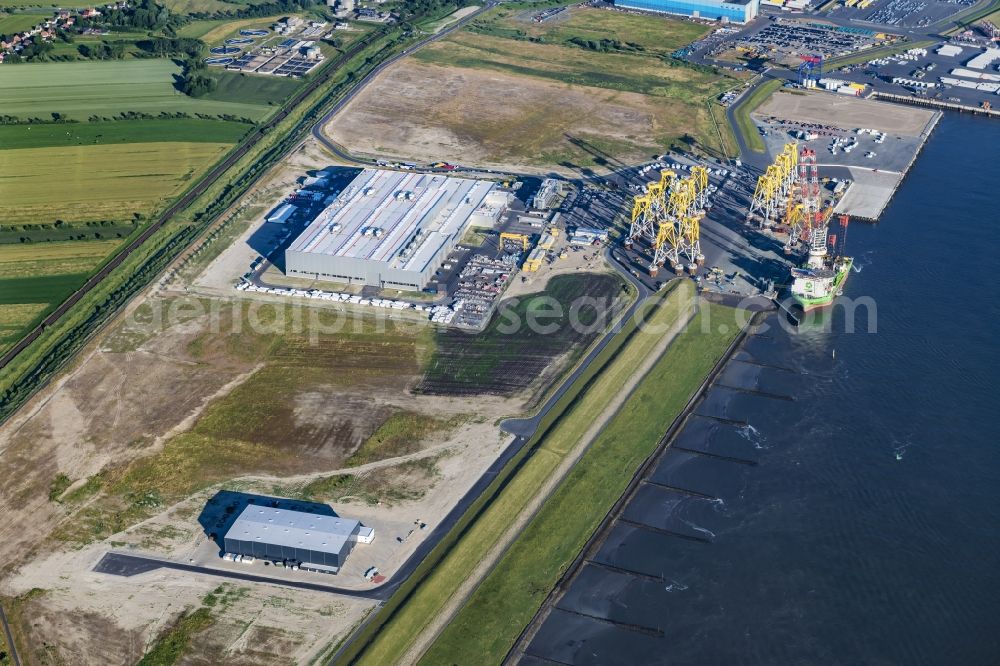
[{"xmin": 267, "ymin": 202, "xmax": 296, "ymax": 224}]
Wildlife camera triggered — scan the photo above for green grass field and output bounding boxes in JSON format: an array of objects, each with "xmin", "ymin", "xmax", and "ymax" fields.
[
  {"xmin": 204, "ymin": 70, "xmax": 302, "ymax": 106},
  {"xmin": 0, "ymin": 239, "xmax": 122, "ymax": 278},
  {"xmin": 417, "ymin": 30, "xmax": 729, "ymax": 103},
  {"xmin": 733, "ymin": 78, "xmax": 782, "ymax": 153},
  {"xmin": 0, "ymin": 118, "xmax": 249, "ymax": 149},
  {"xmin": 421, "ymin": 300, "xmax": 739, "ymax": 663},
  {"xmin": 353, "ymin": 284, "xmax": 728, "ymax": 665},
  {"xmin": 0, "ymin": 59, "xmax": 275, "ymax": 120},
  {"xmin": 0, "ymin": 240, "xmax": 119, "ymax": 354},
  {"xmin": 502, "ymin": 6, "xmax": 710, "ymax": 55},
  {"xmin": 0, "ymin": 12, "xmax": 47, "ymax": 33}
]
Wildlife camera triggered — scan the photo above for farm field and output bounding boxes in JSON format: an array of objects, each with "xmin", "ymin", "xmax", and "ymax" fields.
[
  {"xmin": 326, "ymin": 6, "xmax": 738, "ymax": 171},
  {"xmin": 204, "ymin": 69, "xmax": 303, "ymax": 106},
  {"xmin": 0, "ymin": 59, "xmax": 277, "ymax": 121},
  {"xmin": 0, "ymin": 118, "xmax": 250, "ymax": 149},
  {"xmin": 0, "ymin": 141, "xmax": 232, "ymax": 225},
  {"xmin": 0, "ymin": 257, "xmax": 105, "ymax": 354}
]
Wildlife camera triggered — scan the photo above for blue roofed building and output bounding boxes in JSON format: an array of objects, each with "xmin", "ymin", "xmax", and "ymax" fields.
[{"xmin": 615, "ymin": 0, "xmax": 759, "ymax": 24}]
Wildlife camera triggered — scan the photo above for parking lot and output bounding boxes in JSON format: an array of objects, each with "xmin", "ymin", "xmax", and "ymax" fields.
[
  {"xmin": 833, "ymin": 42, "xmax": 1000, "ymax": 109},
  {"xmin": 713, "ymin": 18, "xmax": 893, "ymax": 67},
  {"xmin": 827, "ymin": 0, "xmax": 976, "ymax": 29}
]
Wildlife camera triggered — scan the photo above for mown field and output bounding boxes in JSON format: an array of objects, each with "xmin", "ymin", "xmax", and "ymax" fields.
[
  {"xmin": 0, "ymin": 59, "xmax": 275, "ymax": 120},
  {"xmin": 0, "ymin": 11, "xmax": 47, "ymax": 33},
  {"xmin": 334, "ymin": 6, "xmax": 739, "ymax": 169},
  {"xmin": 0, "ymin": 240, "xmax": 121, "ymax": 352},
  {"xmin": 0, "ymin": 141, "xmax": 232, "ymax": 225}
]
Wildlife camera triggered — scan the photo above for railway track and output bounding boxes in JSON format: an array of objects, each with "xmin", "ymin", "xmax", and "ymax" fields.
[{"xmin": 0, "ymin": 27, "xmax": 388, "ymax": 374}]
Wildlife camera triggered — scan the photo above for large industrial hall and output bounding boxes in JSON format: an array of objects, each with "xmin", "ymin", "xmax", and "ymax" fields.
[{"xmin": 285, "ymin": 168, "xmax": 510, "ymax": 290}]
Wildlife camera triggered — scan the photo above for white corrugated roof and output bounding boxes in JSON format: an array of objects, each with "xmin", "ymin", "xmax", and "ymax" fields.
[
  {"xmin": 225, "ymin": 506, "xmax": 358, "ymax": 553},
  {"xmin": 288, "ymin": 169, "xmax": 497, "ymax": 269}
]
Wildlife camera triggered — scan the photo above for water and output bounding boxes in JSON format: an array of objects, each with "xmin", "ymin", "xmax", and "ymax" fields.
[{"xmin": 523, "ymin": 114, "xmax": 1000, "ymax": 664}]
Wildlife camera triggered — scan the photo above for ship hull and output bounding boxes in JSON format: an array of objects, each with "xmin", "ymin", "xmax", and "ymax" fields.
[{"xmin": 791, "ymin": 258, "xmax": 853, "ymax": 312}]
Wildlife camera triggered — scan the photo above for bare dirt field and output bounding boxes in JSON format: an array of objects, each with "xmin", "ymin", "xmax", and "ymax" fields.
[
  {"xmin": 757, "ymin": 91, "xmax": 937, "ymax": 136},
  {"xmin": 326, "ymin": 60, "xmax": 693, "ymax": 175},
  {"xmin": 5, "ymin": 551, "xmax": 375, "ymax": 665},
  {"xmin": 0, "ymin": 283, "xmax": 523, "ymax": 662}
]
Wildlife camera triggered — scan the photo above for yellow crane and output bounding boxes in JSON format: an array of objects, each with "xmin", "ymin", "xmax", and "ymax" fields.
[{"xmin": 499, "ymin": 232, "xmax": 529, "ymax": 251}]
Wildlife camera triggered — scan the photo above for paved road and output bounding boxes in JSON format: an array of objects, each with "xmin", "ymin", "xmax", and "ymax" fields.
[
  {"xmin": 499, "ymin": 248, "xmax": 650, "ymax": 438},
  {"xmin": 0, "ymin": 30, "xmax": 393, "ymax": 377},
  {"xmin": 0, "ymin": 604, "xmax": 20, "ymax": 666},
  {"xmin": 95, "ymin": 246, "xmax": 652, "ymax": 598},
  {"xmin": 310, "ymin": 3, "xmax": 495, "ymax": 164}
]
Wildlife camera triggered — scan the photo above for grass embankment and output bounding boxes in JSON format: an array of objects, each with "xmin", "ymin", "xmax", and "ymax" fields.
[
  {"xmin": 943, "ymin": 0, "xmax": 1000, "ymax": 33},
  {"xmin": 347, "ymin": 283, "xmax": 711, "ymax": 665},
  {"xmin": 421, "ymin": 299, "xmax": 739, "ymax": 663},
  {"xmin": 733, "ymin": 78, "xmax": 782, "ymax": 153},
  {"xmin": 0, "ymin": 24, "xmax": 406, "ymax": 424}
]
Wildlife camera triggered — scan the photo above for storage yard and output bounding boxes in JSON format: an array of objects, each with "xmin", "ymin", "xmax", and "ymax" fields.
[
  {"xmin": 753, "ymin": 89, "xmax": 939, "ymax": 220},
  {"xmin": 826, "ymin": 0, "xmax": 977, "ymax": 28},
  {"xmin": 707, "ymin": 18, "xmax": 897, "ymax": 67},
  {"xmin": 831, "ymin": 43, "xmax": 1000, "ymax": 112}
]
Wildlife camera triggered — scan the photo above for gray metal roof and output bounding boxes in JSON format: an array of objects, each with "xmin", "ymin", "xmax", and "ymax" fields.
[
  {"xmin": 287, "ymin": 168, "xmax": 497, "ymax": 268},
  {"xmin": 225, "ymin": 505, "xmax": 359, "ymax": 553}
]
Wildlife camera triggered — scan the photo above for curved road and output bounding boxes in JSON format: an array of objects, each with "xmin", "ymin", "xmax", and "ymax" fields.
[
  {"xmin": 96, "ymin": 246, "xmax": 652, "ymax": 600},
  {"xmin": 310, "ymin": 3, "xmax": 496, "ymax": 163},
  {"xmin": 0, "ymin": 29, "xmax": 393, "ymax": 376},
  {"xmin": 0, "ymin": 3, "xmax": 493, "ymax": 377}
]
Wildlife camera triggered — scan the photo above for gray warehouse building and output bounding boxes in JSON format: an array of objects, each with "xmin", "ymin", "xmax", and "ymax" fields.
[
  {"xmin": 285, "ymin": 168, "xmax": 509, "ymax": 290},
  {"xmin": 223, "ymin": 505, "xmax": 374, "ymax": 574}
]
